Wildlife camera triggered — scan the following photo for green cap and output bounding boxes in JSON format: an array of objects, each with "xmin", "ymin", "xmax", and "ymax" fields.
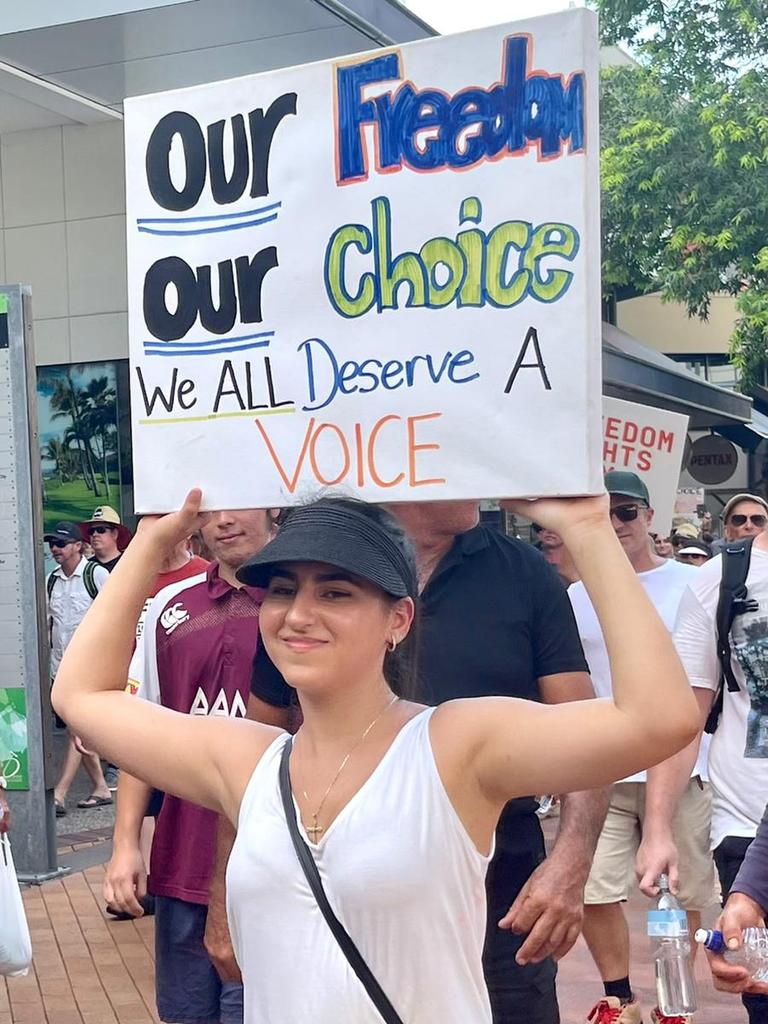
[{"xmin": 604, "ymin": 470, "xmax": 650, "ymax": 505}]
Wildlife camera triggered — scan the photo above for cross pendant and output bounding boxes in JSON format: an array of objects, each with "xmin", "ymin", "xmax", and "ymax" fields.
[{"xmin": 306, "ymin": 819, "xmax": 324, "ymax": 843}]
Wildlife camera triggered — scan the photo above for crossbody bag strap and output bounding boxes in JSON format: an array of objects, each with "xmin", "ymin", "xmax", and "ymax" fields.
[{"xmin": 278, "ymin": 737, "xmax": 404, "ymax": 1024}]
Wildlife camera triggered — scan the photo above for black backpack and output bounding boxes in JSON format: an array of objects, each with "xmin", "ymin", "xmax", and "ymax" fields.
[
  {"xmin": 46, "ymin": 560, "xmax": 99, "ymax": 601},
  {"xmin": 706, "ymin": 537, "xmax": 758, "ymax": 734}
]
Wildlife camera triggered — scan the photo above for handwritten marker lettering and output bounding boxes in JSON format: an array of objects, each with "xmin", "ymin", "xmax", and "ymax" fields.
[
  {"xmin": 126, "ymin": 10, "xmax": 603, "ymax": 509},
  {"xmin": 255, "ymin": 412, "xmax": 445, "ymax": 493},
  {"xmin": 335, "ymin": 35, "xmax": 585, "ymax": 184},
  {"xmin": 324, "ymin": 198, "xmax": 579, "ymax": 317}
]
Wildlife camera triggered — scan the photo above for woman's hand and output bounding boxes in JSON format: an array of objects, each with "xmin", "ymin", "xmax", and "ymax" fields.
[
  {"xmin": 137, "ymin": 489, "xmax": 210, "ymax": 554},
  {"xmin": 500, "ymin": 493, "xmax": 609, "ymax": 540}
]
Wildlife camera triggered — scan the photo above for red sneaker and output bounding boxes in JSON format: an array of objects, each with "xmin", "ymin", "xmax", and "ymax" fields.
[
  {"xmin": 587, "ymin": 997, "xmax": 643, "ymax": 1023},
  {"xmin": 650, "ymin": 1009, "xmax": 690, "ymax": 1023}
]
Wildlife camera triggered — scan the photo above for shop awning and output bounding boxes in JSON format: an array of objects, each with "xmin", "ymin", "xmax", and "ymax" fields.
[
  {"xmin": 602, "ymin": 322, "xmax": 753, "ymax": 431},
  {"xmin": 715, "ymin": 407, "xmax": 768, "ymax": 452}
]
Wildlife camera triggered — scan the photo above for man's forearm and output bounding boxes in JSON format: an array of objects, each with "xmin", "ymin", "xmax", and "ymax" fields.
[
  {"xmin": 642, "ymin": 736, "xmax": 700, "ymax": 836},
  {"xmin": 113, "ymin": 772, "xmax": 152, "ymax": 848},
  {"xmin": 552, "ymin": 787, "xmax": 610, "ymax": 870},
  {"xmin": 205, "ymin": 813, "xmax": 242, "ymax": 981},
  {"xmin": 209, "ymin": 814, "xmax": 236, "ymax": 905}
]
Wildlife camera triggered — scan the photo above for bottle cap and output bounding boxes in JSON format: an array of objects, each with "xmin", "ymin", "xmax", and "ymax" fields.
[{"xmin": 695, "ymin": 929, "xmax": 724, "ymax": 952}]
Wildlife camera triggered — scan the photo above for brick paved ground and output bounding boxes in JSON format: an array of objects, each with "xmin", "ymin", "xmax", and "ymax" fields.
[{"xmin": 1, "ymin": 845, "xmax": 158, "ymax": 1024}]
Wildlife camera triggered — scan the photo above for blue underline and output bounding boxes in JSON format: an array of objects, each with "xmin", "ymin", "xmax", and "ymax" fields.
[
  {"xmin": 144, "ymin": 340, "xmax": 272, "ymax": 357},
  {"xmin": 144, "ymin": 331, "xmax": 274, "ymax": 349},
  {"xmin": 137, "ymin": 201, "xmax": 281, "ymax": 225},
  {"xmin": 138, "ymin": 212, "xmax": 278, "ymax": 237}
]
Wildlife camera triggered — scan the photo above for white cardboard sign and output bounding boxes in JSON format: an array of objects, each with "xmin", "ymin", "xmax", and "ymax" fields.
[
  {"xmin": 603, "ymin": 397, "xmax": 690, "ymax": 535},
  {"xmin": 125, "ymin": 9, "xmax": 602, "ymax": 512}
]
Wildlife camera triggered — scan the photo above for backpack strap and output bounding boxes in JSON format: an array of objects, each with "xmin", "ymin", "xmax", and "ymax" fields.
[
  {"xmin": 46, "ymin": 572, "xmax": 57, "ymax": 600},
  {"xmin": 716, "ymin": 537, "xmax": 756, "ymax": 694},
  {"xmin": 82, "ymin": 560, "xmax": 99, "ymax": 600},
  {"xmin": 707, "ymin": 536, "xmax": 757, "ymax": 734}
]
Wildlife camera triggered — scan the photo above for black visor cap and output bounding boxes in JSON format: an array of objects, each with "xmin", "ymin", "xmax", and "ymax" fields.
[{"xmin": 236, "ymin": 504, "xmax": 415, "ymax": 599}]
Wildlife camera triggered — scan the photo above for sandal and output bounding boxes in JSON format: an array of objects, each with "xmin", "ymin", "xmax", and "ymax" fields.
[{"xmin": 76, "ymin": 794, "xmax": 113, "ymax": 808}]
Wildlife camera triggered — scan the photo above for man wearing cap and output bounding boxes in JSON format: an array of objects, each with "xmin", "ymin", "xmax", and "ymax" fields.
[
  {"xmin": 568, "ymin": 472, "xmax": 717, "ymax": 1024},
  {"xmin": 44, "ymin": 522, "xmax": 111, "ymax": 815},
  {"xmin": 80, "ymin": 505, "xmax": 132, "ymax": 573},
  {"xmin": 636, "ymin": 491, "xmax": 768, "ymax": 1024},
  {"xmin": 676, "ymin": 539, "xmax": 713, "ymax": 567},
  {"xmin": 250, "ymin": 497, "xmax": 607, "ymax": 1024},
  {"xmin": 723, "ymin": 494, "xmax": 768, "ymax": 542},
  {"xmin": 80, "ymin": 506, "xmax": 133, "ymax": 789}
]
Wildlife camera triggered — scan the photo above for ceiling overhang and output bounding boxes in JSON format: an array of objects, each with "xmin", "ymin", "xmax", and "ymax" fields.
[{"xmin": 0, "ymin": 0, "xmax": 435, "ymax": 132}]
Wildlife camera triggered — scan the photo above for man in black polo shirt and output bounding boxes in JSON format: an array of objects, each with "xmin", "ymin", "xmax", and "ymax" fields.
[{"xmin": 251, "ymin": 499, "xmax": 608, "ymax": 1023}]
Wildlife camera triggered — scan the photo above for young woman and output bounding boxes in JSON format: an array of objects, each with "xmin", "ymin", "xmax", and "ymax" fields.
[{"xmin": 52, "ymin": 490, "xmax": 699, "ymax": 1024}]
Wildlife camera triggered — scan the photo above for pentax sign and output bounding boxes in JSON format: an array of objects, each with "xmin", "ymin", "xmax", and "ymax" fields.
[{"xmin": 125, "ymin": 10, "xmax": 603, "ymax": 511}]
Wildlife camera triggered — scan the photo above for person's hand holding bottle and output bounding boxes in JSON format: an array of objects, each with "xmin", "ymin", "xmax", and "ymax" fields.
[{"xmin": 707, "ymin": 893, "xmax": 768, "ymax": 995}]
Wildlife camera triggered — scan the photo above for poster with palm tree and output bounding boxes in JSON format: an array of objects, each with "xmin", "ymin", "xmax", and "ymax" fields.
[{"xmin": 37, "ymin": 363, "xmax": 121, "ymax": 534}]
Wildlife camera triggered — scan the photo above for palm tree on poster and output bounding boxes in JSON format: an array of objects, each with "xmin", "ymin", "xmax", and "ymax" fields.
[
  {"xmin": 79, "ymin": 376, "xmax": 117, "ymax": 499},
  {"xmin": 45, "ymin": 370, "xmax": 101, "ymax": 497},
  {"xmin": 40, "ymin": 438, "xmax": 69, "ymax": 487}
]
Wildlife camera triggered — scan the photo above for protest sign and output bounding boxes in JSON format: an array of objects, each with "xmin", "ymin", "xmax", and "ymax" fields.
[
  {"xmin": 125, "ymin": 9, "xmax": 602, "ymax": 511},
  {"xmin": 603, "ymin": 397, "xmax": 689, "ymax": 535}
]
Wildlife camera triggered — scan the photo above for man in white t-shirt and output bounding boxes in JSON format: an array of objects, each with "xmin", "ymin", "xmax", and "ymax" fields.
[
  {"xmin": 569, "ymin": 472, "xmax": 717, "ymax": 1024},
  {"xmin": 639, "ymin": 499, "xmax": 768, "ymax": 1024}
]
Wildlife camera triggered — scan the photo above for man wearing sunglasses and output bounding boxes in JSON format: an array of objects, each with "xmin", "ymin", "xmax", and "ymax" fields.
[
  {"xmin": 80, "ymin": 505, "xmax": 132, "ymax": 574},
  {"xmin": 45, "ymin": 522, "xmax": 111, "ymax": 815},
  {"xmin": 569, "ymin": 472, "xmax": 717, "ymax": 1024},
  {"xmin": 78, "ymin": 506, "xmax": 134, "ymax": 791},
  {"xmin": 723, "ymin": 494, "xmax": 768, "ymax": 542}
]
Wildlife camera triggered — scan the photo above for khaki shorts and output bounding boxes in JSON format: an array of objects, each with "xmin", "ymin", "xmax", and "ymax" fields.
[{"xmin": 584, "ymin": 778, "xmax": 720, "ymax": 911}]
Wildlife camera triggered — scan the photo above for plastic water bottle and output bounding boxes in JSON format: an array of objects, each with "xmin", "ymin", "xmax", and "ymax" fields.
[
  {"xmin": 647, "ymin": 874, "xmax": 697, "ymax": 1015},
  {"xmin": 695, "ymin": 927, "xmax": 768, "ymax": 981}
]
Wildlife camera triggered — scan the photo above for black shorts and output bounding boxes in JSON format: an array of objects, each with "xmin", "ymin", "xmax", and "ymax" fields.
[{"xmin": 483, "ymin": 813, "xmax": 560, "ymax": 1024}]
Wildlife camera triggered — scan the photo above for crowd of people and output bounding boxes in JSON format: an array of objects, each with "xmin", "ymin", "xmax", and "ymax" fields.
[{"xmin": 3, "ymin": 480, "xmax": 768, "ymax": 1023}]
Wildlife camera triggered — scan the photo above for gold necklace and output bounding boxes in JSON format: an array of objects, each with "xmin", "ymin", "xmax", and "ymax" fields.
[{"xmin": 299, "ymin": 694, "xmax": 399, "ymax": 843}]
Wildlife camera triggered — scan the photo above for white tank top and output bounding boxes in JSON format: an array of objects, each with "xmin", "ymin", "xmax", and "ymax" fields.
[{"xmin": 226, "ymin": 708, "xmax": 493, "ymax": 1023}]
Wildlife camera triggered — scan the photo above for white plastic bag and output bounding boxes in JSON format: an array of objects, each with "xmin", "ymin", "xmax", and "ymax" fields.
[{"xmin": 0, "ymin": 832, "xmax": 32, "ymax": 976}]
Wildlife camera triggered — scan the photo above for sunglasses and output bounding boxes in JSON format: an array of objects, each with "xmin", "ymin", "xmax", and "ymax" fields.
[
  {"xmin": 88, "ymin": 525, "xmax": 112, "ymax": 536},
  {"xmin": 610, "ymin": 504, "xmax": 645, "ymax": 523},
  {"xmin": 49, "ymin": 539, "xmax": 73, "ymax": 549},
  {"xmin": 729, "ymin": 514, "xmax": 767, "ymax": 528}
]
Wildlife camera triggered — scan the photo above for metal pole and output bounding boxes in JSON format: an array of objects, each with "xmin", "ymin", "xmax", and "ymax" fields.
[{"xmin": 0, "ymin": 284, "xmax": 64, "ymax": 882}]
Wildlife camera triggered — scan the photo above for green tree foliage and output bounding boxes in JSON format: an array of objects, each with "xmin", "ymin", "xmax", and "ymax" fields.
[{"xmin": 598, "ymin": 0, "xmax": 768, "ymax": 388}]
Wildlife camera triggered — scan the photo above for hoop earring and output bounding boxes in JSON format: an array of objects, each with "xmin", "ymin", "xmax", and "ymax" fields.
[{"xmin": 386, "ymin": 637, "xmax": 397, "ymax": 653}]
